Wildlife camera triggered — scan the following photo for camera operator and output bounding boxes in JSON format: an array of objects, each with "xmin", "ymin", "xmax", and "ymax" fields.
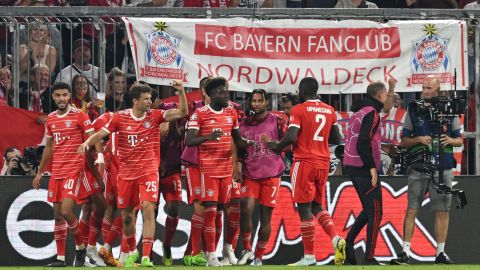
[
  {"xmin": 391, "ymin": 75, "xmax": 462, "ymax": 265},
  {"xmin": 3, "ymin": 147, "xmax": 35, "ymax": 176}
]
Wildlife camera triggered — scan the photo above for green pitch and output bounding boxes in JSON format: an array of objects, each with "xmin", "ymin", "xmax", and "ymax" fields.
[{"xmin": 1, "ymin": 266, "xmax": 480, "ymax": 270}]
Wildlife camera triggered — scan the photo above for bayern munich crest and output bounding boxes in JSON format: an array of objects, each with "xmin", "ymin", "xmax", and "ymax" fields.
[
  {"xmin": 411, "ymin": 24, "xmax": 450, "ymax": 73},
  {"xmin": 146, "ymin": 22, "xmax": 184, "ymax": 69}
]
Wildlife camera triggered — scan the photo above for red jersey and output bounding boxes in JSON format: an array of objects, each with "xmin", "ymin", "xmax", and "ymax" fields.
[
  {"xmin": 184, "ymin": 0, "xmax": 231, "ymax": 7},
  {"xmin": 46, "ymin": 106, "xmax": 94, "ymax": 179},
  {"xmin": 288, "ymin": 100, "xmax": 337, "ymax": 169},
  {"xmin": 103, "ymin": 109, "xmax": 166, "ymax": 180},
  {"xmin": 187, "ymin": 104, "xmax": 239, "ymax": 178}
]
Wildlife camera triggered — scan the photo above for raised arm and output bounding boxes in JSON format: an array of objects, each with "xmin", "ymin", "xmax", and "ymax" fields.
[{"xmin": 164, "ymin": 80, "xmax": 188, "ymax": 122}]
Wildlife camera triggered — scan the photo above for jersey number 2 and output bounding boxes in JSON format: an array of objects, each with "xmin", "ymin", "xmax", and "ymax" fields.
[{"xmin": 313, "ymin": 114, "xmax": 326, "ymax": 141}]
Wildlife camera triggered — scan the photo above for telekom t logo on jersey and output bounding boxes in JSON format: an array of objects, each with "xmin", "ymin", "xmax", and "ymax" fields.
[
  {"xmin": 127, "ymin": 135, "xmax": 138, "ymax": 146},
  {"xmin": 53, "ymin": 133, "xmax": 61, "ymax": 144}
]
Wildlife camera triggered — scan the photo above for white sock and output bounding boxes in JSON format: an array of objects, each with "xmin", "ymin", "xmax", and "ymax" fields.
[
  {"xmin": 436, "ymin": 243, "xmax": 445, "ymax": 256},
  {"xmin": 304, "ymin": 254, "xmax": 316, "ymax": 260},
  {"xmin": 57, "ymin": 255, "xmax": 65, "ymax": 261},
  {"xmin": 332, "ymin": 235, "xmax": 341, "ymax": 249},
  {"xmin": 130, "ymin": 249, "xmax": 138, "ymax": 256},
  {"xmin": 224, "ymin": 243, "xmax": 232, "ymax": 251},
  {"xmin": 87, "ymin": 244, "xmax": 95, "ymax": 250},
  {"xmin": 104, "ymin": 243, "xmax": 111, "ymax": 251},
  {"xmin": 75, "ymin": 244, "xmax": 85, "ymax": 250},
  {"xmin": 402, "ymin": 241, "xmax": 411, "ymax": 255},
  {"xmin": 142, "ymin": 256, "xmax": 149, "ymax": 260}
]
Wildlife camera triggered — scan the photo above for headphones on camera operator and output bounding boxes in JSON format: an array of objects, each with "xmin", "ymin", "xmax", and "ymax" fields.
[{"xmin": 403, "ymin": 72, "xmax": 467, "ymax": 209}]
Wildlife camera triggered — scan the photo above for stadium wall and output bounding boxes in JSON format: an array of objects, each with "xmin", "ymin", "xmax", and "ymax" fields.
[{"xmin": 0, "ymin": 176, "xmax": 478, "ymax": 266}]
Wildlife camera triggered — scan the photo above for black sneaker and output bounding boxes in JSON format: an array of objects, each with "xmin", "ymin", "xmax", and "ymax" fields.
[
  {"xmin": 345, "ymin": 241, "xmax": 357, "ymax": 265},
  {"xmin": 46, "ymin": 259, "xmax": 66, "ymax": 267},
  {"xmin": 74, "ymin": 248, "xmax": 87, "ymax": 267},
  {"xmin": 435, "ymin": 252, "xmax": 454, "ymax": 264},
  {"xmin": 390, "ymin": 252, "xmax": 409, "ymax": 265},
  {"xmin": 364, "ymin": 258, "xmax": 385, "ymax": 265}
]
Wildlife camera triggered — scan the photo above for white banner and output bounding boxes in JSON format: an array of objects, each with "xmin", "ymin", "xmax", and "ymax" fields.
[{"xmin": 123, "ymin": 18, "xmax": 468, "ymax": 94}]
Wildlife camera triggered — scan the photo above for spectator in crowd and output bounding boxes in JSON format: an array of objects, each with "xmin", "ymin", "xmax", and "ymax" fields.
[
  {"xmin": 464, "ymin": 0, "xmax": 480, "ymax": 9},
  {"xmin": 3, "ymin": 147, "xmax": 35, "ymax": 176},
  {"xmin": 335, "ymin": 0, "xmax": 378, "ymax": 7},
  {"xmin": 279, "ymin": 93, "xmax": 298, "ymax": 118},
  {"xmin": 0, "ymin": 65, "xmax": 12, "ymax": 106},
  {"xmin": 303, "ymin": 0, "xmax": 337, "ymax": 7},
  {"xmin": 19, "ymin": 23, "xmax": 57, "ymax": 83},
  {"xmin": 70, "ymin": 74, "xmax": 100, "ymax": 120},
  {"xmin": 412, "ymin": 0, "xmax": 457, "ymax": 8},
  {"xmin": 20, "ymin": 64, "xmax": 54, "ymax": 113},
  {"xmin": 55, "ymin": 38, "xmax": 104, "ymax": 92},
  {"xmin": 369, "ymin": 0, "xmax": 415, "ymax": 7},
  {"xmin": 237, "ymin": 0, "xmax": 272, "ymax": 7},
  {"xmin": 128, "ymin": 0, "xmax": 183, "ymax": 6},
  {"xmin": 105, "ymin": 67, "xmax": 130, "ymax": 112},
  {"xmin": 183, "ymin": 0, "xmax": 238, "ymax": 7}
]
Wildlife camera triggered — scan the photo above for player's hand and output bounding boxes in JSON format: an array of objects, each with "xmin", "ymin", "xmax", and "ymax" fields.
[
  {"xmin": 370, "ymin": 168, "xmax": 378, "ymax": 187},
  {"xmin": 388, "ymin": 78, "xmax": 396, "ymax": 91},
  {"xmin": 260, "ymin": 134, "xmax": 271, "ymax": 143},
  {"xmin": 440, "ymin": 134, "xmax": 453, "ymax": 147},
  {"xmin": 266, "ymin": 141, "xmax": 280, "ymax": 153},
  {"xmin": 172, "ymin": 79, "xmax": 184, "ymax": 92},
  {"xmin": 208, "ymin": 130, "xmax": 223, "ymax": 141},
  {"xmin": 32, "ymin": 174, "xmax": 42, "ymax": 189},
  {"xmin": 417, "ymin": 136, "xmax": 432, "ymax": 146},
  {"xmin": 246, "ymin": 139, "xmax": 258, "ymax": 149},
  {"xmin": 78, "ymin": 142, "xmax": 89, "ymax": 154}
]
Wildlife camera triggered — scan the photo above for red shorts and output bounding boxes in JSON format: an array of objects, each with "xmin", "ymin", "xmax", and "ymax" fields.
[
  {"xmin": 117, "ymin": 172, "xmax": 159, "ymax": 209},
  {"xmin": 159, "ymin": 173, "xmax": 182, "ymax": 202},
  {"xmin": 241, "ymin": 177, "xmax": 281, "ymax": 207},
  {"xmin": 47, "ymin": 171, "xmax": 84, "ymax": 203},
  {"xmin": 230, "ymin": 180, "xmax": 241, "ymax": 200},
  {"xmin": 76, "ymin": 169, "xmax": 102, "ymax": 204},
  {"xmin": 104, "ymin": 170, "xmax": 118, "ymax": 206},
  {"xmin": 185, "ymin": 166, "xmax": 201, "ymax": 205},
  {"xmin": 290, "ymin": 161, "xmax": 328, "ymax": 204},
  {"xmin": 200, "ymin": 173, "xmax": 231, "ymax": 204}
]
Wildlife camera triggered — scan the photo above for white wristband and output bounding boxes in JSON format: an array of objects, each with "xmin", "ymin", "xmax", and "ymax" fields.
[{"xmin": 95, "ymin": 153, "xmax": 104, "ymax": 164}]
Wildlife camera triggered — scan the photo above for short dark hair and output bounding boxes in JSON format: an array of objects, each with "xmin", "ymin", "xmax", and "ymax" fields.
[
  {"xmin": 299, "ymin": 77, "xmax": 318, "ymax": 97},
  {"xmin": 248, "ymin": 89, "xmax": 268, "ymax": 105},
  {"xmin": 130, "ymin": 83, "xmax": 152, "ymax": 100},
  {"xmin": 199, "ymin": 76, "xmax": 211, "ymax": 90},
  {"xmin": 366, "ymin": 81, "xmax": 386, "ymax": 97},
  {"xmin": 281, "ymin": 93, "xmax": 298, "ymax": 105},
  {"xmin": 3, "ymin": 147, "xmax": 18, "ymax": 160},
  {"xmin": 52, "ymin": 81, "xmax": 71, "ymax": 93},
  {"xmin": 205, "ymin": 77, "xmax": 228, "ymax": 97}
]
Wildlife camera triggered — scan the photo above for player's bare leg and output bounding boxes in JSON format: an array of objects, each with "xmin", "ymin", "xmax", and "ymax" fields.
[
  {"xmin": 237, "ymin": 197, "xmax": 255, "ymax": 265},
  {"xmin": 312, "ymin": 202, "xmax": 345, "ymax": 265},
  {"xmin": 162, "ymin": 200, "xmax": 180, "ymax": 266}
]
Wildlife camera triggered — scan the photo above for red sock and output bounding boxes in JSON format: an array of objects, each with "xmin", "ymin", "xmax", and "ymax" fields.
[
  {"xmin": 316, "ymin": 210, "xmax": 337, "ymax": 240},
  {"xmin": 67, "ymin": 218, "xmax": 83, "ymax": 246},
  {"xmin": 164, "ymin": 215, "xmax": 179, "ymax": 247},
  {"xmin": 54, "ymin": 221, "xmax": 67, "ymax": 258},
  {"xmin": 125, "ymin": 234, "xmax": 137, "ymax": 252},
  {"xmin": 215, "ymin": 211, "xmax": 223, "ymax": 249},
  {"xmin": 102, "ymin": 217, "xmax": 112, "ymax": 243},
  {"xmin": 88, "ymin": 213, "xmax": 102, "ymax": 246},
  {"xmin": 106, "ymin": 215, "xmax": 123, "ymax": 245},
  {"xmin": 242, "ymin": 232, "xmax": 252, "ymax": 251},
  {"xmin": 184, "ymin": 236, "xmax": 192, "ymax": 256},
  {"xmin": 142, "ymin": 237, "xmax": 153, "ymax": 258},
  {"xmin": 79, "ymin": 218, "xmax": 89, "ymax": 246},
  {"xmin": 225, "ymin": 203, "xmax": 240, "ymax": 245},
  {"xmin": 191, "ymin": 213, "xmax": 204, "ymax": 255},
  {"xmin": 232, "ymin": 229, "xmax": 240, "ymax": 249},
  {"xmin": 204, "ymin": 206, "xmax": 217, "ymax": 252},
  {"xmin": 300, "ymin": 218, "xmax": 316, "ymax": 255},
  {"xmin": 254, "ymin": 240, "xmax": 268, "ymax": 260},
  {"xmin": 121, "ymin": 234, "xmax": 129, "ymax": 253}
]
